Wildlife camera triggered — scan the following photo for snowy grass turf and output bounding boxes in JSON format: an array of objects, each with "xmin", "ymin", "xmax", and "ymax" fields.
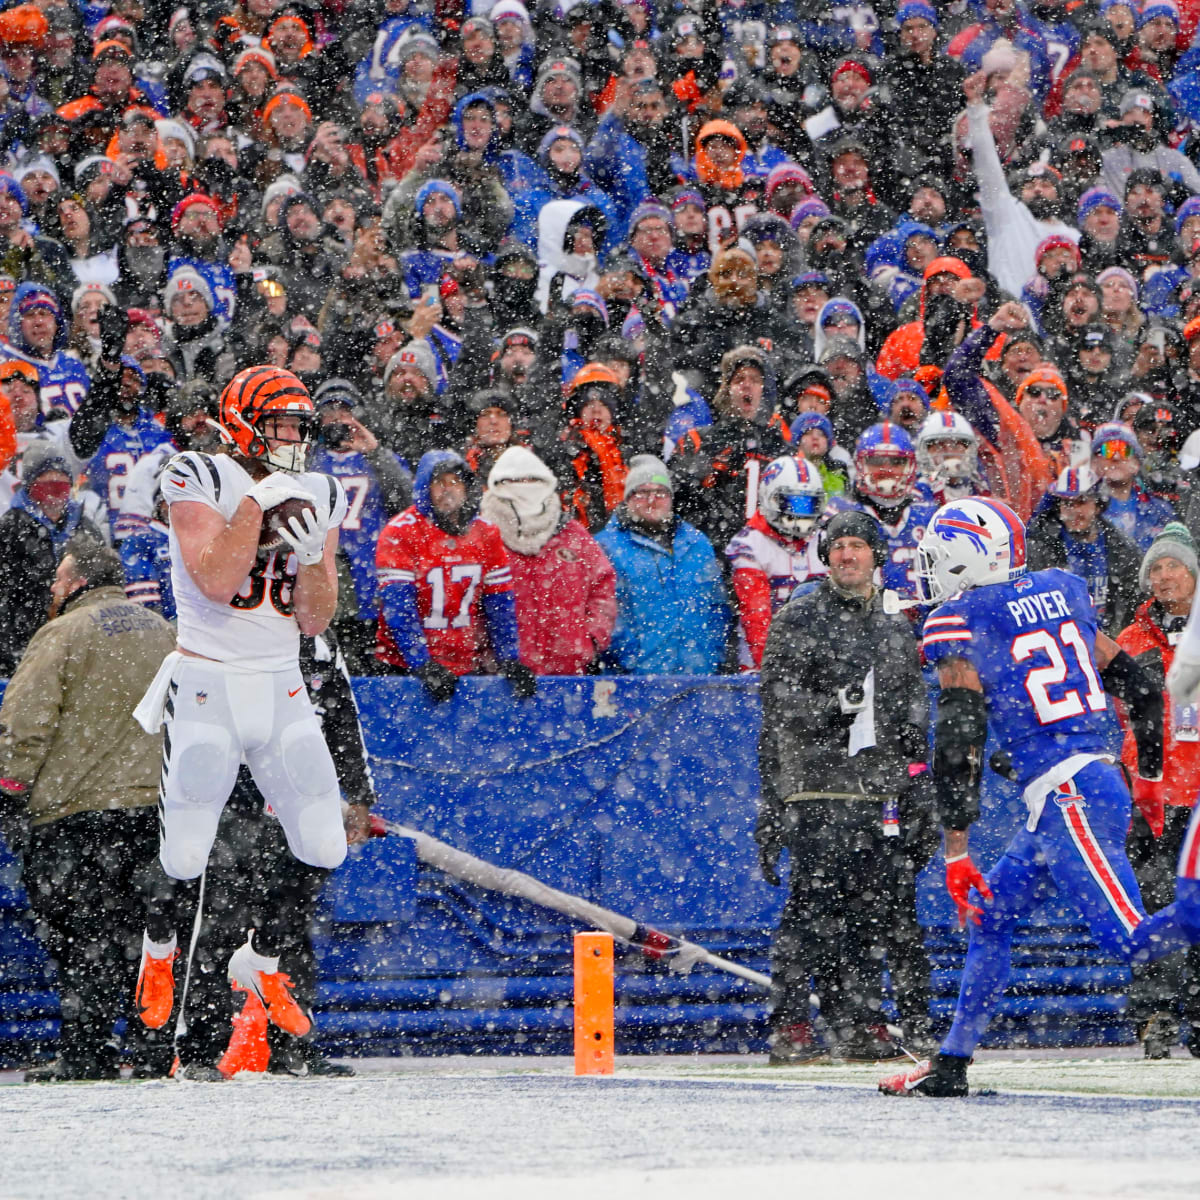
[{"xmin": 3, "ymin": 1052, "xmax": 1199, "ymax": 1199}]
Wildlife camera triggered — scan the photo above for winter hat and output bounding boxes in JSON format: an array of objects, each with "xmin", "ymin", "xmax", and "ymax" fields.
[
  {"xmin": 22, "ymin": 440, "xmax": 71, "ymax": 485},
  {"xmin": 831, "ymin": 59, "xmax": 871, "ymax": 85},
  {"xmin": 262, "ymin": 91, "xmax": 312, "ymax": 127},
  {"xmin": 170, "ymin": 191, "xmax": 220, "ymax": 231},
  {"xmin": 486, "ymin": 444, "xmax": 556, "ymax": 488},
  {"xmin": 414, "ymin": 178, "xmax": 462, "ymax": 219},
  {"xmin": 71, "ymin": 281, "xmax": 116, "ymax": 311},
  {"xmin": 1138, "ymin": 0, "xmax": 1179, "ymax": 26},
  {"xmin": 571, "ymin": 289, "xmax": 609, "ymax": 325},
  {"xmin": 764, "ymin": 162, "xmax": 815, "ymax": 202},
  {"xmin": 820, "ymin": 508, "xmax": 885, "ymax": 567},
  {"xmin": 1176, "ymin": 195, "xmax": 1200, "ymax": 234},
  {"xmin": 1035, "ymin": 233, "xmax": 1081, "ymax": 267},
  {"xmin": 1119, "ymin": 89, "xmax": 1157, "ymax": 116},
  {"xmin": 534, "ymin": 56, "xmax": 582, "ymax": 92},
  {"xmin": 0, "ymin": 173, "xmax": 28, "ymax": 215},
  {"xmin": 1140, "ymin": 522, "xmax": 1197, "ymax": 588},
  {"xmin": 789, "ymin": 198, "xmax": 830, "ymax": 229},
  {"xmin": 1097, "ymin": 264, "xmax": 1139, "ymax": 300},
  {"xmin": 261, "ymin": 174, "xmax": 302, "ymax": 218},
  {"xmin": 791, "ymin": 411, "xmax": 835, "ymax": 446},
  {"xmin": 980, "ymin": 37, "xmax": 1018, "ymax": 76},
  {"xmin": 15, "ymin": 284, "xmax": 60, "ymax": 321},
  {"xmin": 72, "ymin": 156, "xmax": 112, "ymax": 188},
  {"xmin": 1078, "ymin": 187, "xmax": 1121, "ymax": 223},
  {"xmin": 155, "ymin": 119, "xmax": 196, "ymax": 158},
  {"xmin": 896, "ymin": 1, "xmax": 938, "ymax": 24},
  {"xmin": 670, "ymin": 187, "xmax": 705, "ymax": 212},
  {"xmin": 1091, "ymin": 420, "xmax": 1142, "ymax": 459},
  {"xmin": 893, "ymin": 376, "xmax": 930, "ymax": 408},
  {"xmin": 623, "ymin": 454, "xmax": 673, "ymax": 499},
  {"xmin": 385, "ymin": 340, "xmax": 438, "ymax": 389},
  {"xmin": 162, "ymin": 265, "xmax": 214, "ymax": 313},
  {"xmin": 537, "ymin": 124, "xmax": 585, "ymax": 164},
  {"xmin": 13, "ymin": 155, "xmax": 59, "ymax": 189},
  {"xmin": 628, "ymin": 199, "xmax": 672, "ymax": 232},
  {"xmin": 232, "ymin": 46, "xmax": 278, "ymax": 78},
  {"xmin": 489, "ymin": 0, "xmax": 531, "ymax": 25},
  {"xmin": 1015, "ymin": 365, "xmax": 1068, "ymax": 406},
  {"xmin": 395, "ymin": 29, "xmax": 438, "ymax": 62}
]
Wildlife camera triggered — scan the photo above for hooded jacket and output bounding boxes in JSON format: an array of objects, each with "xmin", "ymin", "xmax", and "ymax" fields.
[
  {"xmin": 535, "ymin": 198, "xmax": 603, "ymax": 314},
  {"xmin": 875, "ymin": 256, "xmax": 974, "ymax": 381},
  {"xmin": 480, "ymin": 446, "xmax": 616, "ymax": 674}
]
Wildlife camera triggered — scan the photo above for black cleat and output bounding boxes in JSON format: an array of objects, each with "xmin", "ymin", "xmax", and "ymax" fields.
[{"xmin": 879, "ymin": 1052, "xmax": 970, "ymax": 1097}]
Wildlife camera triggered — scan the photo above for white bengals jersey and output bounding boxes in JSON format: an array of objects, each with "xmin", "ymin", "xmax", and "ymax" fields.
[{"xmin": 161, "ymin": 451, "xmax": 347, "ymax": 671}]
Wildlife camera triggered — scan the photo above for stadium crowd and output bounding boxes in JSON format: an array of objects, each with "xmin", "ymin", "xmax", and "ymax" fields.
[{"xmin": 4, "ymin": 0, "xmax": 1200, "ymax": 1070}]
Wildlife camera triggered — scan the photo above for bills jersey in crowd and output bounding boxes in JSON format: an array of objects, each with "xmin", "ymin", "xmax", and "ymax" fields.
[
  {"xmin": 88, "ymin": 413, "xmax": 175, "ymax": 539},
  {"xmin": 120, "ymin": 518, "xmax": 175, "ymax": 619},
  {"xmin": 726, "ymin": 511, "xmax": 826, "ymax": 668},
  {"xmin": 161, "ymin": 450, "xmax": 347, "ymax": 671},
  {"xmin": 310, "ymin": 445, "xmax": 394, "ymax": 622},
  {"xmin": 375, "ymin": 506, "xmax": 513, "ymax": 673},
  {"xmin": 921, "ymin": 565, "xmax": 1109, "ymax": 789},
  {"xmin": 824, "ymin": 492, "xmax": 935, "ymax": 595},
  {"xmin": 0, "ymin": 343, "xmax": 91, "ymax": 416}
]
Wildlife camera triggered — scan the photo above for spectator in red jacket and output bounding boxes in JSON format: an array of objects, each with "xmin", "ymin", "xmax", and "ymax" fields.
[
  {"xmin": 1117, "ymin": 521, "xmax": 1200, "ymax": 1058},
  {"xmin": 479, "ymin": 445, "xmax": 616, "ymax": 674}
]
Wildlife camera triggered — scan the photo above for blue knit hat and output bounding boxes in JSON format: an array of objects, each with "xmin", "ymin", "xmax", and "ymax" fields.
[
  {"xmin": 1078, "ymin": 187, "xmax": 1121, "ymax": 223},
  {"xmin": 414, "ymin": 179, "xmax": 462, "ymax": 219},
  {"xmin": 1176, "ymin": 195, "xmax": 1200, "ymax": 234},
  {"xmin": 791, "ymin": 411, "xmax": 835, "ymax": 446},
  {"xmin": 1138, "ymin": 0, "xmax": 1178, "ymax": 25},
  {"xmin": 0, "ymin": 173, "xmax": 28, "ymax": 216},
  {"xmin": 896, "ymin": 1, "xmax": 938, "ymax": 26}
]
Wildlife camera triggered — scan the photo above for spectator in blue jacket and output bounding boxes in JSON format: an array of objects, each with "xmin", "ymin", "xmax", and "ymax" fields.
[{"xmin": 595, "ymin": 455, "xmax": 731, "ymax": 674}]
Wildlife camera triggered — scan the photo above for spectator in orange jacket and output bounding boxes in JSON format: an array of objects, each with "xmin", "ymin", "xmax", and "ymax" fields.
[
  {"xmin": 875, "ymin": 255, "xmax": 977, "ymax": 381},
  {"xmin": 1117, "ymin": 522, "xmax": 1200, "ymax": 1058},
  {"xmin": 479, "ymin": 445, "xmax": 616, "ymax": 674}
]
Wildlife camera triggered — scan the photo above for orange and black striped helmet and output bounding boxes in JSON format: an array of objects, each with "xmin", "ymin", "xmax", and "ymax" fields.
[{"xmin": 219, "ymin": 365, "xmax": 315, "ymax": 470}]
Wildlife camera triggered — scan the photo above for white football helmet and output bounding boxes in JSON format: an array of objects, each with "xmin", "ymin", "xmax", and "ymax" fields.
[
  {"xmin": 916, "ymin": 411, "xmax": 979, "ymax": 487},
  {"xmin": 916, "ymin": 496, "xmax": 1028, "ymax": 604},
  {"xmin": 758, "ymin": 455, "xmax": 826, "ymax": 538}
]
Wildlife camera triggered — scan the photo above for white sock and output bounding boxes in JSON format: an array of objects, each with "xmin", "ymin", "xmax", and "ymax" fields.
[
  {"xmin": 238, "ymin": 932, "xmax": 280, "ymax": 976},
  {"xmin": 143, "ymin": 932, "xmax": 177, "ymax": 960}
]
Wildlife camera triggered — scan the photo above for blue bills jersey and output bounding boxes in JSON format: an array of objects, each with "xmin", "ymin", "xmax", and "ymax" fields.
[
  {"xmin": 167, "ymin": 255, "xmax": 238, "ymax": 324},
  {"xmin": 310, "ymin": 446, "xmax": 396, "ymax": 621},
  {"xmin": 824, "ymin": 493, "xmax": 936, "ymax": 594},
  {"xmin": 120, "ymin": 519, "xmax": 174, "ymax": 619},
  {"xmin": 86, "ymin": 413, "xmax": 175, "ymax": 539},
  {"xmin": 0, "ymin": 344, "xmax": 91, "ymax": 414},
  {"xmin": 920, "ymin": 567, "xmax": 1109, "ymax": 787}
]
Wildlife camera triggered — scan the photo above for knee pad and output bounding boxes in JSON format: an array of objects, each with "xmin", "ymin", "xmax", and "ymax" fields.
[
  {"xmin": 166, "ymin": 725, "xmax": 236, "ymax": 809},
  {"xmin": 292, "ymin": 804, "xmax": 347, "ymax": 870},
  {"xmin": 158, "ymin": 839, "xmax": 211, "ymax": 881},
  {"xmin": 278, "ymin": 722, "xmax": 340, "ymax": 799}
]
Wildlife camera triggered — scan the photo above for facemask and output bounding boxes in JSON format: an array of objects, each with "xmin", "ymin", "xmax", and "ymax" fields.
[{"xmin": 126, "ymin": 246, "xmax": 165, "ymax": 280}]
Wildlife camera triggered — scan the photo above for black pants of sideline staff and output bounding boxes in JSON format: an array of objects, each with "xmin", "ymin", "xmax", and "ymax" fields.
[
  {"xmin": 24, "ymin": 807, "xmax": 171, "ymax": 1078},
  {"xmin": 771, "ymin": 799, "xmax": 935, "ymax": 1050}
]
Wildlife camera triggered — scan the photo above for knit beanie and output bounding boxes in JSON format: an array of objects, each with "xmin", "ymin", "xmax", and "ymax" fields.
[
  {"xmin": 1140, "ymin": 521, "xmax": 1198, "ymax": 589},
  {"xmin": 385, "ymin": 340, "xmax": 438, "ymax": 389},
  {"xmin": 162, "ymin": 265, "xmax": 214, "ymax": 313},
  {"xmin": 623, "ymin": 454, "xmax": 673, "ymax": 500}
]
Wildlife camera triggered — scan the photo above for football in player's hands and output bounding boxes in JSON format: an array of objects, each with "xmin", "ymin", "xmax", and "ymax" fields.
[{"xmin": 260, "ymin": 497, "xmax": 317, "ymax": 555}]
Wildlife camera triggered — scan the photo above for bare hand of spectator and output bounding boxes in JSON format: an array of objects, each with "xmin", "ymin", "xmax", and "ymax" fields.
[
  {"xmin": 109, "ymin": 154, "xmax": 134, "ymax": 185},
  {"xmin": 854, "ymin": 28, "xmax": 873, "ymax": 49},
  {"xmin": 953, "ymin": 276, "xmax": 987, "ymax": 305},
  {"xmin": 413, "ymin": 140, "xmax": 443, "ymax": 171},
  {"xmin": 228, "ymin": 235, "xmax": 252, "ymax": 274},
  {"xmin": 7, "ymin": 224, "xmax": 31, "ymax": 249},
  {"xmin": 963, "ymin": 71, "xmax": 987, "ymax": 106},
  {"xmin": 344, "ymin": 802, "xmax": 371, "ymax": 846},
  {"xmin": 408, "ymin": 294, "xmax": 442, "ymax": 339},
  {"xmin": 989, "ymin": 301, "xmax": 1029, "ymax": 332},
  {"xmin": 342, "ymin": 415, "xmax": 379, "ymax": 454}
]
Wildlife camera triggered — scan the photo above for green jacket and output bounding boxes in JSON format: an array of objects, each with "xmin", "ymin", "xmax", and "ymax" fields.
[{"xmin": 0, "ymin": 585, "xmax": 175, "ymax": 826}]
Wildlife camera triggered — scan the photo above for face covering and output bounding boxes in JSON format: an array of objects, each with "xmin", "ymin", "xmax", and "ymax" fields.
[
  {"xmin": 126, "ymin": 245, "xmax": 165, "ymax": 281},
  {"xmin": 27, "ymin": 478, "xmax": 71, "ymax": 510}
]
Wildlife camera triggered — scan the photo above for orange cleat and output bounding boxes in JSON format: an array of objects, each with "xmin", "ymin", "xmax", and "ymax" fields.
[
  {"xmin": 227, "ymin": 939, "xmax": 311, "ymax": 1038},
  {"xmin": 135, "ymin": 941, "xmax": 178, "ymax": 1030},
  {"xmin": 217, "ymin": 986, "xmax": 270, "ymax": 1078}
]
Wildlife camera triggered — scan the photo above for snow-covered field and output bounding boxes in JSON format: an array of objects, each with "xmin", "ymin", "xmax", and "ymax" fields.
[{"xmin": 4, "ymin": 1050, "xmax": 1199, "ymax": 1200}]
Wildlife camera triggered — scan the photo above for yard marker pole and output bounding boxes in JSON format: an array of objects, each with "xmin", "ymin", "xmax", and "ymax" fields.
[{"xmin": 574, "ymin": 932, "xmax": 614, "ymax": 1076}]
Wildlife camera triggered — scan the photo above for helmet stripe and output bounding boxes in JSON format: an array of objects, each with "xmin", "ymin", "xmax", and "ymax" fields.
[{"xmin": 976, "ymin": 497, "xmax": 1027, "ymax": 568}]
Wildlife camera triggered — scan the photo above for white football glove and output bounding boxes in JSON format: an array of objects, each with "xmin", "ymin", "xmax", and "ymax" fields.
[
  {"xmin": 1167, "ymin": 653, "xmax": 1200, "ymax": 707},
  {"xmin": 245, "ymin": 473, "xmax": 313, "ymax": 512},
  {"xmin": 278, "ymin": 506, "xmax": 327, "ymax": 566}
]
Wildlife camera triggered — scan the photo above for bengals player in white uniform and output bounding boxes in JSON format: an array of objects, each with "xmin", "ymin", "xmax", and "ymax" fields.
[{"xmin": 133, "ymin": 366, "xmax": 350, "ymax": 1058}]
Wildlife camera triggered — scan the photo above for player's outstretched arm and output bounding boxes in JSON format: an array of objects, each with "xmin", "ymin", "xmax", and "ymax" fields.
[
  {"xmin": 173, "ymin": 499, "xmax": 264, "ymax": 605},
  {"xmin": 935, "ymin": 656, "xmax": 994, "ymax": 927}
]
